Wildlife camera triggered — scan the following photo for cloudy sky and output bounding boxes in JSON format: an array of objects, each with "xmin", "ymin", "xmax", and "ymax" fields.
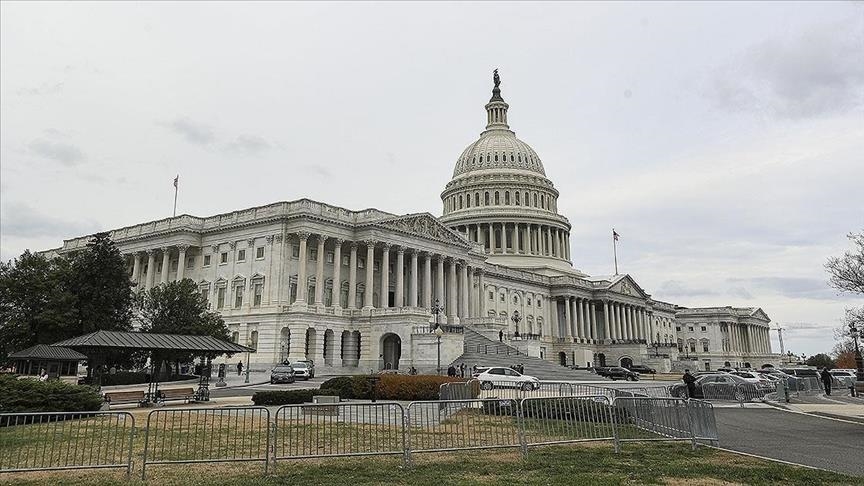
[{"xmin": 2, "ymin": 2, "xmax": 862, "ymax": 355}]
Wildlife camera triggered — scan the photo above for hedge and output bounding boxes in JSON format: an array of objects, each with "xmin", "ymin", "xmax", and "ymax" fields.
[
  {"xmin": 255, "ymin": 375, "xmax": 471, "ymax": 405},
  {"xmin": 0, "ymin": 374, "xmax": 104, "ymax": 413},
  {"xmin": 251, "ymin": 389, "xmax": 342, "ymax": 406}
]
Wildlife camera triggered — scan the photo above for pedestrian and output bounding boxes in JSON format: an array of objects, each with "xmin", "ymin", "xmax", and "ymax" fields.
[
  {"xmin": 237, "ymin": 361, "xmax": 243, "ymax": 376},
  {"xmin": 820, "ymin": 367, "xmax": 832, "ymax": 396},
  {"xmin": 39, "ymin": 368, "xmax": 48, "ymax": 382},
  {"xmin": 682, "ymin": 369, "xmax": 696, "ymax": 398},
  {"xmin": 447, "ymin": 365, "xmax": 456, "ymax": 377},
  {"xmin": 499, "ymin": 330, "xmax": 504, "ymax": 342},
  {"xmin": 459, "ymin": 363, "xmax": 466, "ymax": 378},
  {"xmin": 518, "ymin": 363, "xmax": 524, "ymax": 374}
]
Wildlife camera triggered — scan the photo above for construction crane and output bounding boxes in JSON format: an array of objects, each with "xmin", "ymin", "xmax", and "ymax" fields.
[{"xmin": 774, "ymin": 325, "xmax": 785, "ymax": 357}]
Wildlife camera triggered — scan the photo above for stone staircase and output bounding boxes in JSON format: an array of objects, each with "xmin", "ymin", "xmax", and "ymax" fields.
[{"xmin": 450, "ymin": 327, "xmax": 601, "ymax": 382}]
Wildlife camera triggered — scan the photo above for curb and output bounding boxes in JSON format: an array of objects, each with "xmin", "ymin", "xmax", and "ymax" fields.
[
  {"xmin": 705, "ymin": 445, "xmax": 837, "ymax": 474},
  {"xmin": 759, "ymin": 400, "xmax": 864, "ymax": 426}
]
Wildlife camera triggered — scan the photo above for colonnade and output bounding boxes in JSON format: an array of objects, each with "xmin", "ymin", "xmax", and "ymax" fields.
[
  {"xmin": 452, "ymin": 222, "xmax": 570, "ymax": 260},
  {"xmin": 726, "ymin": 323, "xmax": 771, "ymax": 355},
  {"xmin": 548, "ymin": 297, "xmax": 653, "ymax": 344},
  {"xmin": 128, "ymin": 244, "xmax": 192, "ymax": 290}
]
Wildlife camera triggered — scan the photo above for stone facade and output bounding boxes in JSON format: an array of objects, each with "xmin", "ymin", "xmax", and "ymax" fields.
[{"xmin": 45, "ymin": 75, "xmax": 778, "ymax": 374}]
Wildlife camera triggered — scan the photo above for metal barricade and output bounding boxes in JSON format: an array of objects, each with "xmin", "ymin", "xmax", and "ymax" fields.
[
  {"xmin": 439, "ymin": 380, "xmax": 480, "ymax": 401},
  {"xmin": 612, "ymin": 397, "xmax": 697, "ymax": 450},
  {"xmin": 686, "ymin": 400, "xmax": 718, "ymax": 445},
  {"xmin": 406, "ymin": 399, "xmax": 522, "ymax": 457},
  {"xmin": 0, "ymin": 411, "xmax": 135, "ymax": 476},
  {"xmin": 273, "ymin": 402, "xmax": 405, "ymax": 462},
  {"xmin": 141, "ymin": 406, "xmax": 270, "ymax": 479},
  {"xmin": 519, "ymin": 396, "xmax": 615, "ymax": 448}
]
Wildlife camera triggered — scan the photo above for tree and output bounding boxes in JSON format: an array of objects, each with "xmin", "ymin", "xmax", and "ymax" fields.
[
  {"xmin": 825, "ymin": 231, "xmax": 864, "ymax": 295},
  {"xmin": 804, "ymin": 353, "xmax": 836, "ymax": 369},
  {"xmin": 137, "ymin": 279, "xmax": 231, "ymax": 374},
  {"xmin": 0, "ymin": 251, "xmax": 72, "ymax": 358},
  {"xmin": 65, "ymin": 232, "xmax": 133, "ymax": 335}
]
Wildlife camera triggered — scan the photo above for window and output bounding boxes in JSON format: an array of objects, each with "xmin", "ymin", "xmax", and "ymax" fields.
[
  {"xmin": 533, "ymin": 193, "xmax": 538, "ymax": 207},
  {"xmin": 256, "ymin": 247, "xmax": 265, "ymax": 259},
  {"xmin": 688, "ymin": 326, "xmax": 694, "ymax": 332},
  {"xmin": 234, "ymin": 285, "xmax": 244, "ymax": 308},
  {"xmin": 237, "ymin": 249, "xmax": 246, "ymax": 262},
  {"xmin": 475, "ymin": 193, "xmax": 479, "ymax": 206},
  {"xmin": 291, "ymin": 245, "xmax": 300, "ymax": 258},
  {"xmin": 701, "ymin": 326, "xmax": 707, "ymax": 332},
  {"xmin": 342, "ymin": 255, "xmax": 350, "ymax": 266},
  {"xmin": 495, "ymin": 192, "xmax": 500, "ymax": 205},
  {"xmin": 157, "ymin": 262, "xmax": 163, "ymax": 272},
  {"xmin": 220, "ymin": 252, "xmax": 228, "ymax": 264},
  {"xmin": 200, "ymin": 287, "xmax": 209, "ymax": 303},
  {"xmin": 187, "ymin": 256, "xmax": 195, "ymax": 268},
  {"xmin": 231, "ymin": 331, "xmax": 239, "ymax": 343},
  {"xmin": 702, "ymin": 341, "xmax": 709, "ymax": 352},
  {"xmin": 515, "ymin": 192, "xmax": 520, "ymax": 205},
  {"xmin": 505, "ymin": 191, "xmax": 510, "ymax": 205},
  {"xmin": 203, "ymin": 255, "xmax": 211, "ymax": 267},
  {"xmin": 250, "ymin": 330, "xmax": 258, "ymax": 351},
  {"xmin": 499, "ymin": 293, "xmax": 505, "ymax": 302},
  {"xmin": 217, "ymin": 287, "xmax": 226, "ymax": 309},
  {"xmin": 326, "ymin": 252, "xmax": 334, "ymax": 264},
  {"xmin": 513, "ymin": 296, "xmax": 518, "ymax": 304},
  {"xmin": 676, "ymin": 326, "xmax": 681, "ymax": 332},
  {"xmin": 310, "ymin": 249, "xmax": 318, "ymax": 261},
  {"xmin": 171, "ymin": 260, "xmax": 178, "ymax": 270},
  {"xmin": 537, "ymin": 301, "xmax": 541, "ymax": 308},
  {"xmin": 485, "ymin": 192, "xmax": 490, "ymax": 205},
  {"xmin": 689, "ymin": 341, "xmax": 696, "ymax": 353},
  {"xmin": 358, "ymin": 258, "xmax": 365, "ymax": 269},
  {"xmin": 289, "ymin": 282, "xmax": 297, "ymax": 303},
  {"xmin": 488, "ymin": 290, "xmax": 494, "ymax": 300},
  {"xmin": 253, "ymin": 282, "xmax": 263, "ymax": 307}
]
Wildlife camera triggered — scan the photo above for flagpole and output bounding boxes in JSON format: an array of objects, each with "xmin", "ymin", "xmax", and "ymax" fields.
[
  {"xmin": 173, "ymin": 175, "xmax": 178, "ymax": 217},
  {"xmin": 613, "ymin": 229, "xmax": 619, "ymax": 275}
]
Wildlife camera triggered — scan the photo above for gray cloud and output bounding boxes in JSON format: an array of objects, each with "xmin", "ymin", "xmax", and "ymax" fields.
[
  {"xmin": 654, "ymin": 280, "xmax": 715, "ymax": 299},
  {"xmin": 0, "ymin": 202, "xmax": 100, "ymax": 238},
  {"xmin": 162, "ymin": 117, "xmax": 215, "ymax": 145},
  {"xmin": 224, "ymin": 135, "xmax": 271, "ymax": 155},
  {"xmin": 727, "ymin": 277, "xmax": 848, "ymax": 301},
  {"xmin": 706, "ymin": 21, "xmax": 864, "ymax": 118},
  {"xmin": 727, "ymin": 287, "xmax": 754, "ymax": 300},
  {"xmin": 28, "ymin": 138, "xmax": 85, "ymax": 165}
]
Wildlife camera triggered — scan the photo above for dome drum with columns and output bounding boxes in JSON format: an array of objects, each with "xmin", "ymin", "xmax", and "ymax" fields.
[{"xmin": 41, "ymin": 71, "xmax": 778, "ymax": 376}]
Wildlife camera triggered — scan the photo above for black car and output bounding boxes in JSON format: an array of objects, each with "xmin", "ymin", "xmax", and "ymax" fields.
[
  {"xmin": 270, "ymin": 365, "xmax": 296, "ymax": 384},
  {"xmin": 627, "ymin": 364, "xmax": 656, "ymax": 374},
  {"xmin": 596, "ymin": 366, "xmax": 640, "ymax": 381}
]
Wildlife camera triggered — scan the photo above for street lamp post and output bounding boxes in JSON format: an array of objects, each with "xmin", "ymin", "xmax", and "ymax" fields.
[
  {"xmin": 245, "ymin": 340, "xmax": 254, "ymax": 384},
  {"xmin": 431, "ymin": 299, "xmax": 444, "ymax": 332},
  {"xmin": 511, "ymin": 311, "xmax": 522, "ymax": 338},
  {"xmin": 849, "ymin": 321, "xmax": 864, "ymax": 383},
  {"xmin": 434, "ymin": 326, "xmax": 445, "ymax": 375}
]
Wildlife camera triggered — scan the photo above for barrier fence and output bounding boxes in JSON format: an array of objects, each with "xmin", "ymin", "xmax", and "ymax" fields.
[
  {"xmin": 1, "ymin": 395, "xmax": 717, "ymax": 478},
  {"xmin": 0, "ymin": 411, "xmax": 134, "ymax": 475},
  {"xmin": 141, "ymin": 407, "xmax": 270, "ymax": 479}
]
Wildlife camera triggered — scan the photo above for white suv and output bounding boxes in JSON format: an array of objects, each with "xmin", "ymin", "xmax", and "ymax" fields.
[{"xmin": 476, "ymin": 367, "xmax": 540, "ymax": 391}]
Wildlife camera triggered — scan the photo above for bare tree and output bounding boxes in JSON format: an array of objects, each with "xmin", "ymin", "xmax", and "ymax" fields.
[{"xmin": 826, "ymin": 231, "xmax": 864, "ymax": 295}]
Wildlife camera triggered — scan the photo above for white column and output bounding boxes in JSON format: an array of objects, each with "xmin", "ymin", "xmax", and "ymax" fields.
[
  {"xmin": 478, "ymin": 269, "xmax": 486, "ymax": 318},
  {"xmin": 315, "ymin": 235, "xmax": 326, "ymax": 305},
  {"xmin": 488, "ymin": 223, "xmax": 495, "ymax": 253},
  {"xmin": 347, "ymin": 242, "xmax": 358, "ymax": 309},
  {"xmin": 332, "ymin": 239, "xmax": 343, "ymax": 309},
  {"xmin": 501, "ymin": 223, "xmax": 508, "ymax": 254},
  {"xmin": 379, "ymin": 243, "xmax": 390, "ymax": 308},
  {"xmin": 296, "ymin": 233, "xmax": 310, "ymax": 304},
  {"xmin": 396, "ymin": 247, "xmax": 405, "ymax": 308},
  {"xmin": 145, "ymin": 250, "xmax": 156, "ymax": 290},
  {"xmin": 546, "ymin": 226, "xmax": 553, "ymax": 256},
  {"xmin": 602, "ymin": 301, "xmax": 610, "ymax": 341},
  {"xmin": 160, "ymin": 247, "xmax": 171, "ymax": 285},
  {"xmin": 459, "ymin": 262, "xmax": 469, "ymax": 319},
  {"xmin": 564, "ymin": 297, "xmax": 573, "ymax": 339},
  {"xmin": 363, "ymin": 240, "xmax": 375, "ymax": 309},
  {"xmin": 435, "ymin": 255, "xmax": 445, "ymax": 306},
  {"xmin": 176, "ymin": 245, "xmax": 188, "ymax": 281},
  {"xmin": 408, "ymin": 250, "xmax": 418, "ymax": 307},
  {"xmin": 447, "ymin": 258, "xmax": 458, "ymax": 324},
  {"xmin": 589, "ymin": 300, "xmax": 597, "ymax": 341},
  {"xmin": 131, "ymin": 252, "xmax": 142, "ymax": 285},
  {"xmin": 422, "ymin": 252, "xmax": 431, "ymax": 308}
]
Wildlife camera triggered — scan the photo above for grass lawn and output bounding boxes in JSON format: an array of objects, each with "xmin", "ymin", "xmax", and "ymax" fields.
[{"xmin": 2, "ymin": 442, "xmax": 862, "ymax": 486}]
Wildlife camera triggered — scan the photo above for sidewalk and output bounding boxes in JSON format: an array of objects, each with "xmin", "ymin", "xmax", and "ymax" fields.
[{"xmin": 99, "ymin": 371, "xmax": 270, "ymax": 393}]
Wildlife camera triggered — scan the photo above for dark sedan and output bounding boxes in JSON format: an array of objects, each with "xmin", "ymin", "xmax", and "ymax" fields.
[
  {"xmin": 670, "ymin": 373, "xmax": 762, "ymax": 399},
  {"xmin": 627, "ymin": 364, "xmax": 656, "ymax": 375},
  {"xmin": 270, "ymin": 365, "xmax": 296, "ymax": 384},
  {"xmin": 596, "ymin": 366, "xmax": 640, "ymax": 381}
]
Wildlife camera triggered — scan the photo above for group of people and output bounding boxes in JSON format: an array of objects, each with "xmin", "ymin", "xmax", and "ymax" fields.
[
  {"xmin": 447, "ymin": 363, "xmax": 467, "ymax": 377},
  {"xmin": 510, "ymin": 363, "xmax": 525, "ymax": 374}
]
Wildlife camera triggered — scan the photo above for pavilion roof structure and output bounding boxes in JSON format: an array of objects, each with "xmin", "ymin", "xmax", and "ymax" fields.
[
  {"xmin": 50, "ymin": 330, "xmax": 253, "ymax": 354},
  {"xmin": 8, "ymin": 344, "xmax": 87, "ymax": 361}
]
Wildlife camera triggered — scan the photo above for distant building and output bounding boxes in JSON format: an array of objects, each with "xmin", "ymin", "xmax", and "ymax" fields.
[{"xmin": 45, "ymin": 75, "xmax": 777, "ymax": 373}]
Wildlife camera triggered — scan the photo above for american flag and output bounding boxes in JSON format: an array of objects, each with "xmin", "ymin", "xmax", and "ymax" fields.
[
  {"xmin": 613, "ymin": 229, "xmax": 620, "ymax": 241},
  {"xmin": 173, "ymin": 175, "xmax": 179, "ymax": 188}
]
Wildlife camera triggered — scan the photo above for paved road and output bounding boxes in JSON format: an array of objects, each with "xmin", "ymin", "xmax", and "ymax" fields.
[
  {"xmin": 210, "ymin": 377, "xmax": 328, "ymax": 397},
  {"xmin": 715, "ymin": 408, "xmax": 864, "ymax": 477}
]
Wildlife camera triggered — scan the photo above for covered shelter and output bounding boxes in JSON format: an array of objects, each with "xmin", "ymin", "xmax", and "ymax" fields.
[
  {"xmin": 8, "ymin": 344, "xmax": 86, "ymax": 382},
  {"xmin": 51, "ymin": 330, "xmax": 253, "ymax": 403}
]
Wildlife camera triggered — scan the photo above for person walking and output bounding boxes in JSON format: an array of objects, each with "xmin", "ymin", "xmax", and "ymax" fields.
[
  {"xmin": 820, "ymin": 367, "xmax": 833, "ymax": 396},
  {"xmin": 499, "ymin": 330, "xmax": 504, "ymax": 342},
  {"xmin": 237, "ymin": 361, "xmax": 243, "ymax": 376},
  {"xmin": 459, "ymin": 363, "xmax": 466, "ymax": 378},
  {"xmin": 682, "ymin": 369, "xmax": 697, "ymax": 398}
]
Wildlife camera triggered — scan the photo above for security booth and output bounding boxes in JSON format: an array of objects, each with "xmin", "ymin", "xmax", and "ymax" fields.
[{"xmin": 8, "ymin": 345, "xmax": 85, "ymax": 383}]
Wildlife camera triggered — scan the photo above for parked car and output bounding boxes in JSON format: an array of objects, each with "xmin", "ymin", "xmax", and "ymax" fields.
[
  {"xmin": 596, "ymin": 366, "xmax": 640, "ymax": 381},
  {"xmin": 732, "ymin": 371, "xmax": 775, "ymax": 389},
  {"xmin": 830, "ymin": 370, "xmax": 856, "ymax": 387},
  {"xmin": 627, "ymin": 364, "xmax": 656, "ymax": 375},
  {"xmin": 475, "ymin": 367, "xmax": 540, "ymax": 391},
  {"xmin": 270, "ymin": 365, "xmax": 296, "ymax": 384},
  {"xmin": 670, "ymin": 373, "xmax": 763, "ymax": 400},
  {"xmin": 291, "ymin": 361, "xmax": 315, "ymax": 380}
]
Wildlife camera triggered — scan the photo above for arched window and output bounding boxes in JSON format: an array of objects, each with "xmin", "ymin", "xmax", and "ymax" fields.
[
  {"xmin": 515, "ymin": 192, "xmax": 520, "ymax": 205},
  {"xmin": 466, "ymin": 194, "xmax": 471, "ymax": 208},
  {"xmin": 524, "ymin": 192, "xmax": 529, "ymax": 205},
  {"xmin": 505, "ymin": 191, "xmax": 510, "ymax": 205},
  {"xmin": 479, "ymin": 155, "xmax": 483, "ymax": 163},
  {"xmin": 533, "ymin": 193, "xmax": 538, "ymax": 207},
  {"xmin": 494, "ymin": 153, "xmax": 498, "ymax": 162},
  {"xmin": 510, "ymin": 154, "xmax": 514, "ymax": 162},
  {"xmin": 475, "ymin": 193, "xmax": 479, "ymax": 206},
  {"xmin": 484, "ymin": 192, "xmax": 490, "ymax": 205},
  {"xmin": 458, "ymin": 194, "xmax": 463, "ymax": 209},
  {"xmin": 250, "ymin": 330, "xmax": 258, "ymax": 352},
  {"xmin": 494, "ymin": 192, "xmax": 500, "ymax": 205},
  {"xmin": 540, "ymin": 196, "xmax": 545, "ymax": 209}
]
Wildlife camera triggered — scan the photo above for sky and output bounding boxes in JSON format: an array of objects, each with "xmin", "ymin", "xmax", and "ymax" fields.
[{"xmin": 1, "ymin": 1, "xmax": 862, "ymax": 357}]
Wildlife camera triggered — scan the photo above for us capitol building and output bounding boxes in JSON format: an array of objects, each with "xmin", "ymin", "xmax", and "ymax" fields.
[{"xmin": 48, "ymin": 73, "xmax": 777, "ymax": 374}]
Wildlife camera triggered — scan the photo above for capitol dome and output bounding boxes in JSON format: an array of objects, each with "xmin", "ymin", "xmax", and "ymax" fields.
[{"xmin": 439, "ymin": 71, "xmax": 576, "ymax": 274}]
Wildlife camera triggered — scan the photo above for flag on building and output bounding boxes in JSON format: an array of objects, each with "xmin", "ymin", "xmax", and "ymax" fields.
[
  {"xmin": 173, "ymin": 175, "xmax": 179, "ymax": 188},
  {"xmin": 613, "ymin": 229, "xmax": 620, "ymax": 241}
]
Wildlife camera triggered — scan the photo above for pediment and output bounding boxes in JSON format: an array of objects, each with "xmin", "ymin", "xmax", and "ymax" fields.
[
  {"xmin": 373, "ymin": 213, "xmax": 469, "ymax": 248},
  {"xmin": 609, "ymin": 275, "xmax": 649, "ymax": 299},
  {"xmin": 749, "ymin": 308, "xmax": 770, "ymax": 322}
]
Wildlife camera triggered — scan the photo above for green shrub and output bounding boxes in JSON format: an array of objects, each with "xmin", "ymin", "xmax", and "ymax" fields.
[
  {"xmin": 251, "ymin": 389, "xmax": 315, "ymax": 406},
  {"xmin": 0, "ymin": 374, "xmax": 104, "ymax": 413},
  {"xmin": 350, "ymin": 375, "xmax": 468, "ymax": 401},
  {"xmin": 319, "ymin": 377, "xmax": 355, "ymax": 399},
  {"xmin": 521, "ymin": 397, "xmax": 623, "ymax": 423}
]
